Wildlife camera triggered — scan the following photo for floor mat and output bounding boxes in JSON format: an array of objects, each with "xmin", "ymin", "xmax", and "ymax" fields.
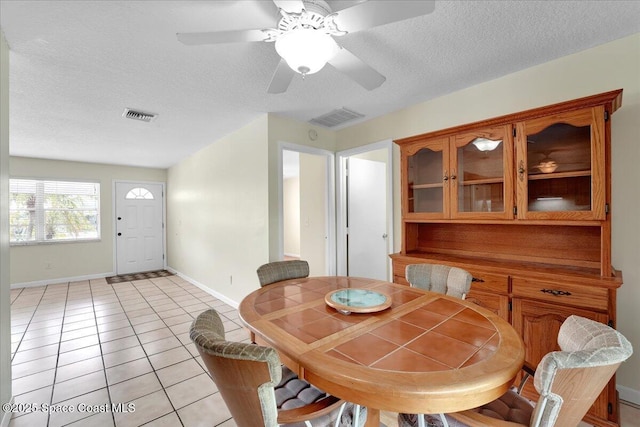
[{"xmin": 105, "ymin": 270, "xmax": 174, "ymax": 284}]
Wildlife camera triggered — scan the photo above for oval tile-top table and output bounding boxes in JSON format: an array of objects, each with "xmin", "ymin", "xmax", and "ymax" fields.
[{"xmin": 239, "ymin": 276, "xmax": 525, "ymax": 427}]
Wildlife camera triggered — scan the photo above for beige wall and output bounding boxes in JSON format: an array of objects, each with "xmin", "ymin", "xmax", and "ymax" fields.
[
  {"xmin": 267, "ymin": 114, "xmax": 336, "ymax": 261},
  {"xmin": 166, "ymin": 115, "xmax": 270, "ymax": 304},
  {"xmin": 283, "ymin": 176, "xmax": 300, "ymax": 257},
  {"xmin": 336, "ymin": 33, "xmax": 640, "ymax": 400},
  {"xmin": 9, "ymin": 157, "xmax": 166, "ymax": 285},
  {"xmin": 299, "ymin": 152, "xmax": 327, "ymax": 276},
  {"xmin": 1, "ymin": 30, "xmax": 13, "ymax": 423}
]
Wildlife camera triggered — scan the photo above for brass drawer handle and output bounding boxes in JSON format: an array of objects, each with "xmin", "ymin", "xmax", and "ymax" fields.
[
  {"xmin": 472, "ymin": 277, "xmax": 485, "ymax": 283},
  {"xmin": 540, "ymin": 289, "xmax": 572, "ymax": 296}
]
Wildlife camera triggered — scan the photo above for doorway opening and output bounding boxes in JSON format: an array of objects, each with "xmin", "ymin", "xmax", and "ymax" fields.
[
  {"xmin": 279, "ymin": 143, "xmax": 335, "ymax": 276},
  {"xmin": 337, "ymin": 141, "xmax": 393, "ymax": 281}
]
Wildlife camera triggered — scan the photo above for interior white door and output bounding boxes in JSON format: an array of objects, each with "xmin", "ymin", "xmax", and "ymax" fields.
[
  {"xmin": 347, "ymin": 157, "xmax": 388, "ymax": 280},
  {"xmin": 115, "ymin": 182, "xmax": 164, "ymax": 275}
]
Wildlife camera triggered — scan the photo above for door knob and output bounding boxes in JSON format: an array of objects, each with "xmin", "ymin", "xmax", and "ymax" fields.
[
  {"xmin": 117, "ymin": 233, "xmax": 122, "ymax": 236},
  {"xmin": 382, "ymin": 233, "xmax": 388, "ymax": 239},
  {"xmin": 117, "ymin": 217, "xmax": 122, "ymax": 220}
]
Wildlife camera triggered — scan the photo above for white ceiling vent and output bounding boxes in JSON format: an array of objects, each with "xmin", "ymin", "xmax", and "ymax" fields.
[
  {"xmin": 309, "ymin": 108, "xmax": 365, "ymax": 128},
  {"xmin": 122, "ymin": 108, "xmax": 158, "ymax": 123}
]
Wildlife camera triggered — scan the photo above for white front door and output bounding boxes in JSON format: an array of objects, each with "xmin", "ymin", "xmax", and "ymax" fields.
[
  {"xmin": 115, "ymin": 182, "xmax": 165, "ymax": 275},
  {"xmin": 347, "ymin": 157, "xmax": 388, "ymax": 280}
]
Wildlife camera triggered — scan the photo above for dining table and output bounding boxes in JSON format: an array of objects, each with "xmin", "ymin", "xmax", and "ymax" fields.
[{"xmin": 238, "ymin": 276, "xmax": 525, "ymax": 427}]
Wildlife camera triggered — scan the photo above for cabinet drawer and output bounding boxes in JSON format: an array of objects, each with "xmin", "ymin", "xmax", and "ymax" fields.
[
  {"xmin": 466, "ymin": 290, "xmax": 509, "ymax": 321},
  {"xmin": 392, "ymin": 260, "xmax": 410, "ymax": 285},
  {"xmin": 512, "ymin": 277, "xmax": 608, "ymax": 311},
  {"xmin": 466, "ymin": 270, "xmax": 509, "ymax": 294}
]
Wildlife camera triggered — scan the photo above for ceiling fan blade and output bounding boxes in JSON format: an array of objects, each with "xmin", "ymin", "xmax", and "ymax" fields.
[
  {"xmin": 272, "ymin": 0, "xmax": 304, "ymax": 14},
  {"xmin": 332, "ymin": 0, "xmax": 435, "ymax": 34},
  {"xmin": 328, "ymin": 47, "xmax": 386, "ymax": 91},
  {"xmin": 177, "ymin": 29, "xmax": 267, "ymax": 45},
  {"xmin": 267, "ymin": 59, "xmax": 296, "ymax": 94}
]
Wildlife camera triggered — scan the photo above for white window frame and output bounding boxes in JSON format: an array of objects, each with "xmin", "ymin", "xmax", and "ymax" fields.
[{"xmin": 9, "ymin": 178, "xmax": 101, "ymax": 245}]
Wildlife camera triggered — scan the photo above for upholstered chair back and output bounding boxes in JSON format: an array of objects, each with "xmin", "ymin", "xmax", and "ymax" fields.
[
  {"xmin": 190, "ymin": 309, "xmax": 281, "ymax": 426},
  {"xmin": 405, "ymin": 263, "xmax": 472, "ymax": 299},
  {"xmin": 530, "ymin": 315, "xmax": 633, "ymax": 427},
  {"xmin": 257, "ymin": 260, "xmax": 310, "ymax": 287}
]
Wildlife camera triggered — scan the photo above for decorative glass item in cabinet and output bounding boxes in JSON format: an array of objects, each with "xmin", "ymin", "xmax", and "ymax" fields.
[
  {"xmin": 526, "ymin": 123, "xmax": 592, "ymax": 212},
  {"xmin": 457, "ymin": 137, "xmax": 505, "ymax": 213},
  {"xmin": 407, "ymin": 147, "xmax": 444, "ymax": 213}
]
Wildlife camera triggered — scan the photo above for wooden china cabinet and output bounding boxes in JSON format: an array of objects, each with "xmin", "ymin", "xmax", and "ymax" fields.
[{"xmin": 391, "ymin": 90, "xmax": 624, "ymax": 427}]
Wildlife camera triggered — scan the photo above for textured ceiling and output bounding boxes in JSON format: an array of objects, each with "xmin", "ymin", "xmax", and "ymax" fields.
[{"xmin": 2, "ymin": 1, "xmax": 639, "ymax": 168}]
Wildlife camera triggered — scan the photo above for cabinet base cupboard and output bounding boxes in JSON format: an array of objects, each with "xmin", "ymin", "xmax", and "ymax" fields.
[{"xmin": 391, "ymin": 90, "xmax": 624, "ymax": 427}]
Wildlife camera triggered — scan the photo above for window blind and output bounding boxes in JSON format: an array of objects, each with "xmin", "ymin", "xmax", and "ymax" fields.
[{"xmin": 9, "ymin": 179, "xmax": 100, "ymax": 244}]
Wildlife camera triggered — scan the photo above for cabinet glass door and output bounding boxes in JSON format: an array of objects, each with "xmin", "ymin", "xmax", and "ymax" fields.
[
  {"xmin": 516, "ymin": 107, "xmax": 605, "ymax": 220},
  {"xmin": 405, "ymin": 138, "xmax": 448, "ymax": 217},
  {"xmin": 451, "ymin": 126, "xmax": 514, "ymax": 219}
]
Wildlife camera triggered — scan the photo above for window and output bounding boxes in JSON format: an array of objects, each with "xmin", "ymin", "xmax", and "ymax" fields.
[
  {"xmin": 9, "ymin": 179, "xmax": 100, "ymax": 244},
  {"xmin": 125, "ymin": 187, "xmax": 154, "ymax": 200}
]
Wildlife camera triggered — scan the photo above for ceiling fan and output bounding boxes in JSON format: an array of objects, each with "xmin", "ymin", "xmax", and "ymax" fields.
[{"xmin": 177, "ymin": 0, "xmax": 435, "ymax": 93}]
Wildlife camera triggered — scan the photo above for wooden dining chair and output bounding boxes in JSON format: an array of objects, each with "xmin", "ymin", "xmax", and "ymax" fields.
[
  {"xmin": 190, "ymin": 308, "xmax": 366, "ymax": 427},
  {"xmin": 400, "ymin": 263, "xmax": 474, "ymax": 427},
  {"xmin": 404, "ymin": 263, "xmax": 473, "ymax": 299},
  {"xmin": 257, "ymin": 260, "xmax": 310, "ymax": 287},
  {"xmin": 399, "ymin": 315, "xmax": 633, "ymax": 427}
]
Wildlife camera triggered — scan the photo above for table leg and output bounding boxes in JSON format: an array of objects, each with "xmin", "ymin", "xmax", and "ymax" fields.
[{"xmin": 365, "ymin": 407, "xmax": 380, "ymax": 427}]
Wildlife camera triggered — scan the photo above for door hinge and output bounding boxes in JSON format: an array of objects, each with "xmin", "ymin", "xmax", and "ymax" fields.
[
  {"xmin": 608, "ymin": 402, "xmax": 613, "ymax": 414},
  {"xmin": 513, "ymin": 206, "xmax": 517, "ymax": 216},
  {"xmin": 605, "ymin": 203, "xmax": 610, "ymax": 215},
  {"xmin": 604, "ymin": 111, "xmax": 610, "ymax": 122},
  {"xmin": 163, "ymin": 254, "xmax": 165, "ymax": 260}
]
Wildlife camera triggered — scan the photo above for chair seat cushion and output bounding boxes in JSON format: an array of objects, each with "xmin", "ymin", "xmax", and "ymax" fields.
[
  {"xmin": 276, "ymin": 366, "xmax": 367, "ymax": 427},
  {"xmin": 476, "ymin": 389, "xmax": 533, "ymax": 424},
  {"xmin": 398, "ymin": 389, "xmax": 533, "ymax": 427},
  {"xmin": 276, "ymin": 366, "xmax": 327, "ymax": 409}
]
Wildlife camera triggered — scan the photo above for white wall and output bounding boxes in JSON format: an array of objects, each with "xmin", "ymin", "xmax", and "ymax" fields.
[
  {"xmin": 166, "ymin": 115, "xmax": 270, "ymax": 304},
  {"xmin": 1, "ymin": 29, "xmax": 13, "ymax": 426},
  {"xmin": 9, "ymin": 157, "xmax": 166, "ymax": 285},
  {"xmin": 336, "ymin": 33, "xmax": 640, "ymax": 402}
]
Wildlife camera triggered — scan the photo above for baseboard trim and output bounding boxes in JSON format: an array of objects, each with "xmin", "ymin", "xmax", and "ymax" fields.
[
  {"xmin": 10, "ymin": 272, "xmax": 114, "ymax": 289},
  {"xmin": 619, "ymin": 385, "xmax": 640, "ymax": 406},
  {"xmin": 166, "ymin": 267, "xmax": 239, "ymax": 309},
  {"xmin": 1, "ymin": 396, "xmax": 14, "ymax": 427}
]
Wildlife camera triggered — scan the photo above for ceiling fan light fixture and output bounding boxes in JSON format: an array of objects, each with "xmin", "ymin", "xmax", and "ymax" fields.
[
  {"xmin": 275, "ymin": 29, "xmax": 338, "ymax": 75},
  {"xmin": 471, "ymin": 138, "xmax": 502, "ymax": 152}
]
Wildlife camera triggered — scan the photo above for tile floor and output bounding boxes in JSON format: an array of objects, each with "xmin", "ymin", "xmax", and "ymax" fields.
[
  {"xmin": 8, "ymin": 275, "xmax": 640, "ymax": 427},
  {"xmin": 9, "ymin": 275, "xmax": 242, "ymax": 427}
]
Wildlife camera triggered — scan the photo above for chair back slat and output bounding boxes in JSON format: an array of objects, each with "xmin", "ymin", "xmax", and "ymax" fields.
[
  {"xmin": 531, "ymin": 315, "xmax": 633, "ymax": 427},
  {"xmin": 542, "ymin": 363, "xmax": 620, "ymax": 427},
  {"xmin": 196, "ymin": 347, "xmax": 276, "ymax": 427}
]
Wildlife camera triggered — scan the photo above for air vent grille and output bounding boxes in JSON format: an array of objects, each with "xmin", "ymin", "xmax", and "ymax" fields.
[
  {"xmin": 309, "ymin": 108, "xmax": 365, "ymax": 128},
  {"xmin": 122, "ymin": 108, "xmax": 158, "ymax": 122}
]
